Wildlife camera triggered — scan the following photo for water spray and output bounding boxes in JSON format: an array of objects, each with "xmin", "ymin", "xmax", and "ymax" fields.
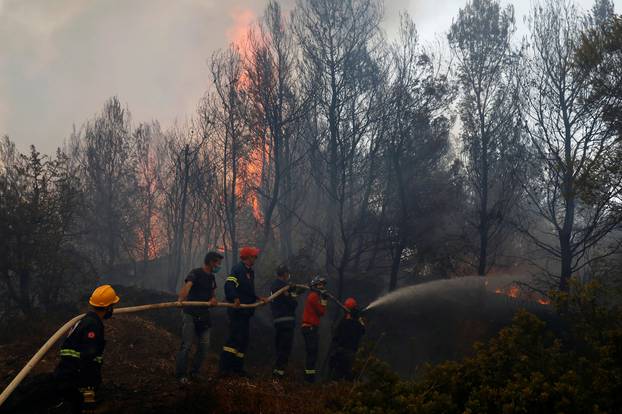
[{"xmin": 361, "ymin": 274, "xmax": 554, "ymax": 318}]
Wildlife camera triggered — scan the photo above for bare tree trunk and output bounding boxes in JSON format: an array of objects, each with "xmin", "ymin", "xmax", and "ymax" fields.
[
  {"xmin": 389, "ymin": 243, "xmax": 405, "ymax": 292},
  {"xmin": 478, "ymin": 118, "xmax": 489, "ymax": 276},
  {"xmin": 325, "ymin": 69, "xmax": 339, "ymax": 274},
  {"xmin": 142, "ymin": 201, "xmax": 152, "ymax": 277},
  {"xmin": 337, "ymin": 242, "xmax": 351, "ymax": 301},
  {"xmin": 170, "ymin": 144, "xmax": 190, "ymax": 292},
  {"xmin": 279, "ymin": 131, "xmax": 294, "ymax": 260},
  {"xmin": 559, "ymin": 102, "xmax": 575, "ymax": 291}
]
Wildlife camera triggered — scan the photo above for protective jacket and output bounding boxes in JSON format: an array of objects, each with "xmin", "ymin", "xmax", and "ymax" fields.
[
  {"xmin": 270, "ymin": 278, "xmax": 298, "ymax": 323},
  {"xmin": 302, "ymin": 291, "xmax": 326, "ymax": 327},
  {"xmin": 224, "ymin": 262, "xmax": 258, "ymax": 316},
  {"xmin": 54, "ymin": 311, "xmax": 105, "ymax": 387},
  {"xmin": 333, "ymin": 314, "xmax": 366, "ymax": 352}
]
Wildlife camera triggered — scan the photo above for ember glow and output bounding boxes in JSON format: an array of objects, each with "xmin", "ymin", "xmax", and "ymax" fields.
[
  {"xmin": 494, "ymin": 283, "xmax": 550, "ymax": 305},
  {"xmin": 246, "ymin": 143, "xmax": 266, "ymax": 223},
  {"xmin": 135, "ymin": 219, "xmax": 163, "ymax": 260},
  {"xmin": 236, "ymin": 142, "xmax": 267, "ymax": 224},
  {"xmin": 135, "ymin": 149, "xmax": 165, "ymax": 260},
  {"xmin": 495, "ymin": 285, "xmax": 520, "ymax": 298}
]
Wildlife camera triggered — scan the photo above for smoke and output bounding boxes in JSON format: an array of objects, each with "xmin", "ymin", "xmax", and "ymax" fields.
[
  {"xmin": 0, "ymin": 0, "xmax": 275, "ymax": 155},
  {"xmin": 0, "ymin": 0, "xmax": 600, "ymax": 155}
]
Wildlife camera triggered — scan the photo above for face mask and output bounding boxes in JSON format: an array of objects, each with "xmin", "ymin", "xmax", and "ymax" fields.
[
  {"xmin": 213, "ymin": 266, "xmax": 221, "ymax": 273},
  {"xmin": 103, "ymin": 307, "xmax": 114, "ymax": 319}
]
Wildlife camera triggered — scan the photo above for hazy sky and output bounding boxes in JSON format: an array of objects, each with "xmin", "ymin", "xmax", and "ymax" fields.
[{"xmin": 0, "ymin": 0, "xmax": 616, "ymax": 154}]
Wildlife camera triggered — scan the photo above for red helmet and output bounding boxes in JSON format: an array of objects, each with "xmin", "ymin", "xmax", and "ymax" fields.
[
  {"xmin": 344, "ymin": 297, "xmax": 357, "ymax": 310},
  {"xmin": 240, "ymin": 246, "xmax": 260, "ymax": 259}
]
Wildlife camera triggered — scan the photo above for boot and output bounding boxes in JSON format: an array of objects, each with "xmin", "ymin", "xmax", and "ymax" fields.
[{"xmin": 218, "ymin": 352, "xmax": 234, "ymax": 376}]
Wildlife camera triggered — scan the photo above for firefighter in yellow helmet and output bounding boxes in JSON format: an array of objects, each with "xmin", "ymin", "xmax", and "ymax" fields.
[{"xmin": 53, "ymin": 285, "xmax": 120, "ymax": 414}]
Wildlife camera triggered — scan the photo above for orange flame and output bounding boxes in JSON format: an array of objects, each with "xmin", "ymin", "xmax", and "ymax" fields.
[
  {"xmin": 507, "ymin": 286, "xmax": 519, "ymax": 298},
  {"xmin": 493, "ymin": 284, "xmax": 550, "ymax": 305},
  {"xmin": 135, "ymin": 220, "xmax": 162, "ymax": 260},
  {"xmin": 495, "ymin": 285, "xmax": 519, "ymax": 299},
  {"xmin": 227, "ymin": 7, "xmax": 268, "ymax": 225},
  {"xmin": 235, "ymin": 141, "xmax": 267, "ymax": 224},
  {"xmin": 135, "ymin": 149, "xmax": 164, "ymax": 260}
]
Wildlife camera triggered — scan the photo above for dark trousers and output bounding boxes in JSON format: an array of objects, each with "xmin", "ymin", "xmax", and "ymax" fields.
[
  {"xmin": 54, "ymin": 380, "xmax": 84, "ymax": 414},
  {"xmin": 273, "ymin": 320, "xmax": 295, "ymax": 374},
  {"xmin": 53, "ymin": 365, "xmax": 98, "ymax": 414},
  {"xmin": 302, "ymin": 325, "xmax": 319, "ymax": 382},
  {"xmin": 219, "ymin": 310, "xmax": 251, "ymax": 374},
  {"xmin": 329, "ymin": 348, "xmax": 356, "ymax": 381},
  {"xmin": 175, "ymin": 312, "xmax": 211, "ymax": 378}
]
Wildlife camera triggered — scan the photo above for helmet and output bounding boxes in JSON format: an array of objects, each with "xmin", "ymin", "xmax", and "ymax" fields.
[
  {"xmin": 310, "ymin": 275, "xmax": 327, "ymax": 287},
  {"xmin": 344, "ymin": 297, "xmax": 357, "ymax": 310},
  {"xmin": 89, "ymin": 285, "xmax": 120, "ymax": 308},
  {"xmin": 240, "ymin": 246, "xmax": 260, "ymax": 259}
]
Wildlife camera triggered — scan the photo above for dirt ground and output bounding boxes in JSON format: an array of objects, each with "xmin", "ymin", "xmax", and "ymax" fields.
[{"xmin": 0, "ymin": 314, "xmax": 340, "ymax": 414}]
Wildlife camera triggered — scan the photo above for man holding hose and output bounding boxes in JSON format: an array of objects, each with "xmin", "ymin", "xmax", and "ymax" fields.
[
  {"xmin": 53, "ymin": 284, "xmax": 120, "ymax": 414},
  {"xmin": 270, "ymin": 264, "xmax": 299, "ymax": 378},
  {"xmin": 219, "ymin": 246, "xmax": 266, "ymax": 376},
  {"xmin": 175, "ymin": 251, "xmax": 222, "ymax": 384}
]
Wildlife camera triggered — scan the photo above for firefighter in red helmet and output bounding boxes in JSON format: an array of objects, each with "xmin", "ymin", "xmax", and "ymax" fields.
[
  {"xmin": 219, "ymin": 246, "xmax": 266, "ymax": 376},
  {"xmin": 329, "ymin": 297, "xmax": 366, "ymax": 381}
]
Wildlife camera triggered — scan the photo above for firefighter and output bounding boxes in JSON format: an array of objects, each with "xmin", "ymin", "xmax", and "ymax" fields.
[
  {"xmin": 301, "ymin": 276, "xmax": 328, "ymax": 383},
  {"xmin": 175, "ymin": 251, "xmax": 223, "ymax": 383},
  {"xmin": 53, "ymin": 284, "xmax": 120, "ymax": 414},
  {"xmin": 219, "ymin": 246, "xmax": 266, "ymax": 376},
  {"xmin": 270, "ymin": 264, "xmax": 298, "ymax": 378},
  {"xmin": 329, "ymin": 297, "xmax": 366, "ymax": 381}
]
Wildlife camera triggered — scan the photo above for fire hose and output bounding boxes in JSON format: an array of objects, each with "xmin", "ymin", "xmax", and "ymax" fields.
[{"xmin": 0, "ymin": 283, "xmax": 347, "ymax": 407}]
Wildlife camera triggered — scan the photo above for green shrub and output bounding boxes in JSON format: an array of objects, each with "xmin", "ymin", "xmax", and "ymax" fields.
[{"xmin": 337, "ymin": 283, "xmax": 622, "ymax": 414}]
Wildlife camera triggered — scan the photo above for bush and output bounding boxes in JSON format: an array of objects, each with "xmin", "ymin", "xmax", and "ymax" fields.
[{"xmin": 336, "ymin": 283, "xmax": 622, "ymax": 414}]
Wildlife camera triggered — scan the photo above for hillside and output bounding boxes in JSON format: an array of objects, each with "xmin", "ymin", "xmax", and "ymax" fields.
[{"xmin": 0, "ymin": 313, "xmax": 338, "ymax": 414}]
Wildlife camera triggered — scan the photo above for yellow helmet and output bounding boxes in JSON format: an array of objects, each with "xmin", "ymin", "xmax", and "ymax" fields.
[{"xmin": 89, "ymin": 285, "xmax": 120, "ymax": 307}]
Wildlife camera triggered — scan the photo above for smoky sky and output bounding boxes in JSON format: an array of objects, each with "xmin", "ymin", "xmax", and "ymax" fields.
[{"xmin": 0, "ymin": 0, "xmax": 615, "ymax": 154}]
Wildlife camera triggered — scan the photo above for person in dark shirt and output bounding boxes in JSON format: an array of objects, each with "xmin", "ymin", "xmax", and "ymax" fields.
[
  {"xmin": 219, "ymin": 246, "xmax": 266, "ymax": 376},
  {"xmin": 175, "ymin": 251, "xmax": 222, "ymax": 383},
  {"xmin": 54, "ymin": 284, "xmax": 120, "ymax": 414},
  {"xmin": 270, "ymin": 264, "xmax": 298, "ymax": 378},
  {"xmin": 329, "ymin": 297, "xmax": 366, "ymax": 381}
]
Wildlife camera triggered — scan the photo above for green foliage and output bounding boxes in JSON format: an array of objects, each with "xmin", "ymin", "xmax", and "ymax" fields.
[
  {"xmin": 577, "ymin": 14, "xmax": 622, "ymax": 138},
  {"xmin": 337, "ymin": 284, "xmax": 622, "ymax": 414},
  {"xmin": 0, "ymin": 137, "xmax": 89, "ymax": 316}
]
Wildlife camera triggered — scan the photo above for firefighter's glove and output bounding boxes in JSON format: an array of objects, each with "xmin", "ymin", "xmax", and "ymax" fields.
[
  {"xmin": 288, "ymin": 285, "xmax": 298, "ymax": 298},
  {"xmin": 80, "ymin": 387, "xmax": 96, "ymax": 414},
  {"xmin": 320, "ymin": 291, "xmax": 328, "ymax": 306}
]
